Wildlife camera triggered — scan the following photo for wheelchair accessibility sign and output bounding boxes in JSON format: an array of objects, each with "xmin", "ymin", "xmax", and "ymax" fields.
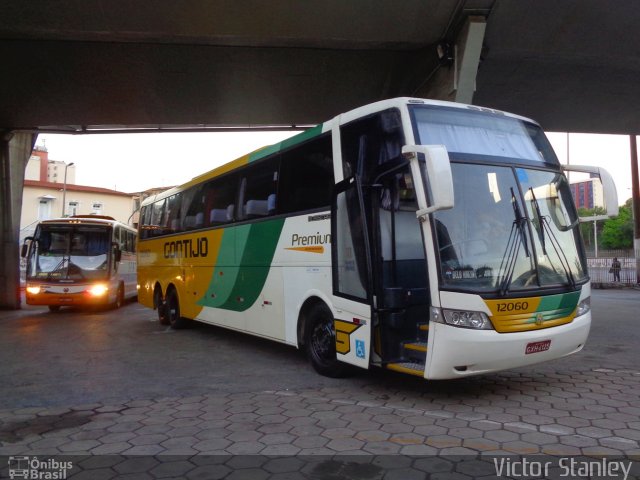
[{"xmin": 355, "ymin": 339, "xmax": 366, "ymax": 359}]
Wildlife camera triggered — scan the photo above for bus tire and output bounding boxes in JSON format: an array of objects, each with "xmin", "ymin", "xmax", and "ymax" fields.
[
  {"xmin": 48, "ymin": 305, "xmax": 61, "ymax": 312},
  {"xmin": 166, "ymin": 288, "xmax": 188, "ymax": 330},
  {"xmin": 112, "ymin": 284, "xmax": 124, "ymax": 309},
  {"xmin": 304, "ymin": 303, "xmax": 348, "ymax": 378},
  {"xmin": 155, "ymin": 288, "xmax": 170, "ymax": 325}
]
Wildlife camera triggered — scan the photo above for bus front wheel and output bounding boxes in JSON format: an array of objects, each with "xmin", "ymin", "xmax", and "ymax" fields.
[
  {"xmin": 166, "ymin": 289, "xmax": 188, "ymax": 330},
  {"xmin": 112, "ymin": 284, "xmax": 124, "ymax": 309},
  {"xmin": 304, "ymin": 303, "xmax": 348, "ymax": 378}
]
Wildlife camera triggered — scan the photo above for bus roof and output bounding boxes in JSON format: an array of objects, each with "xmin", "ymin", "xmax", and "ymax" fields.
[
  {"xmin": 140, "ymin": 97, "xmax": 540, "ymax": 208},
  {"xmin": 38, "ymin": 215, "xmax": 137, "ymax": 231}
]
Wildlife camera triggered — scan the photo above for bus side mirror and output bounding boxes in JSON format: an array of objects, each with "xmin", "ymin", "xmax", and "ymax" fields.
[
  {"xmin": 21, "ymin": 236, "xmax": 33, "ymax": 258},
  {"xmin": 562, "ymin": 164, "xmax": 618, "ymax": 221},
  {"xmin": 402, "ymin": 144, "xmax": 455, "ymax": 218}
]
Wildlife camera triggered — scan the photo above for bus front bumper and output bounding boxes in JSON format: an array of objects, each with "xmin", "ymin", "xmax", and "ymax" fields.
[
  {"xmin": 25, "ymin": 283, "xmax": 114, "ymax": 307},
  {"xmin": 426, "ymin": 312, "xmax": 591, "ymax": 380}
]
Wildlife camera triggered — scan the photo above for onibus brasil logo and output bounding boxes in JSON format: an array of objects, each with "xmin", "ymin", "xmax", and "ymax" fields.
[{"xmin": 7, "ymin": 456, "xmax": 72, "ymax": 479}]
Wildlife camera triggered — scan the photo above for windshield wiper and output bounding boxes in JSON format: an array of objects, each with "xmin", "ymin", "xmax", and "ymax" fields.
[
  {"xmin": 498, "ymin": 188, "xmax": 531, "ymax": 296},
  {"xmin": 528, "ymin": 187, "xmax": 546, "ymax": 255},
  {"xmin": 46, "ymin": 256, "xmax": 68, "ymax": 280},
  {"xmin": 528, "ymin": 187, "xmax": 576, "ymax": 289}
]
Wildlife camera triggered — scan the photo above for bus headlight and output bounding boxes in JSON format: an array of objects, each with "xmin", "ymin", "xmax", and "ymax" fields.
[
  {"xmin": 441, "ymin": 309, "xmax": 493, "ymax": 330},
  {"xmin": 576, "ymin": 297, "xmax": 591, "ymax": 316},
  {"xmin": 26, "ymin": 286, "xmax": 41, "ymax": 295},
  {"xmin": 88, "ymin": 284, "xmax": 109, "ymax": 297}
]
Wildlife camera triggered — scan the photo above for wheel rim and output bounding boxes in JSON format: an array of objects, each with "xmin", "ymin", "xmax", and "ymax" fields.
[{"xmin": 310, "ymin": 320, "xmax": 335, "ymax": 365}]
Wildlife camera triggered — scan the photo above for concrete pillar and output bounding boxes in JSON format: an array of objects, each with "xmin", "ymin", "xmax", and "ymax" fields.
[
  {"xmin": 416, "ymin": 16, "xmax": 487, "ymax": 104},
  {"xmin": 1, "ymin": 131, "xmax": 35, "ymax": 309}
]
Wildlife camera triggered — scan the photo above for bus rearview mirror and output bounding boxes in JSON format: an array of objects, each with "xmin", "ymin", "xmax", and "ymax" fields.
[
  {"xmin": 402, "ymin": 144, "xmax": 455, "ymax": 217},
  {"xmin": 561, "ymin": 164, "xmax": 619, "ymax": 221}
]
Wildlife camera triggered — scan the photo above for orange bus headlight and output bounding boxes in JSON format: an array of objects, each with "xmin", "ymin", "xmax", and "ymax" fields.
[
  {"xmin": 26, "ymin": 286, "xmax": 41, "ymax": 295},
  {"xmin": 87, "ymin": 284, "xmax": 109, "ymax": 297}
]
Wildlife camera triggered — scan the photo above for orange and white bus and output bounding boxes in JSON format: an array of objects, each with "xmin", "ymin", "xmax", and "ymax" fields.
[{"xmin": 21, "ymin": 215, "xmax": 137, "ymax": 311}]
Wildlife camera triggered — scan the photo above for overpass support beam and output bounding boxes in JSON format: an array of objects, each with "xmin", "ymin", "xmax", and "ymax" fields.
[
  {"xmin": 417, "ymin": 16, "xmax": 486, "ymax": 104},
  {"xmin": 1, "ymin": 131, "xmax": 35, "ymax": 309}
]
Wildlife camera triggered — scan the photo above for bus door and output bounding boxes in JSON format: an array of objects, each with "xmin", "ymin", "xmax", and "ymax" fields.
[
  {"xmin": 331, "ymin": 175, "xmax": 372, "ymax": 370},
  {"xmin": 372, "ymin": 166, "xmax": 431, "ymax": 369}
]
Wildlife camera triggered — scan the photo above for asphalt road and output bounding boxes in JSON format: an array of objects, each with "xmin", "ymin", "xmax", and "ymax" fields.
[
  {"xmin": 0, "ymin": 288, "xmax": 637, "ymax": 410},
  {"xmin": 0, "ymin": 288, "xmax": 639, "ymax": 476}
]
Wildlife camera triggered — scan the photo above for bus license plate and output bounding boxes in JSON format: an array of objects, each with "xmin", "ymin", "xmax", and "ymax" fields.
[{"xmin": 525, "ymin": 340, "xmax": 551, "ymax": 355}]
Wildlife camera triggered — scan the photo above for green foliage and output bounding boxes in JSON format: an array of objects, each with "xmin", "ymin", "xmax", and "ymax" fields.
[
  {"xmin": 577, "ymin": 206, "xmax": 607, "ymax": 248},
  {"xmin": 600, "ymin": 199, "xmax": 634, "ymax": 249}
]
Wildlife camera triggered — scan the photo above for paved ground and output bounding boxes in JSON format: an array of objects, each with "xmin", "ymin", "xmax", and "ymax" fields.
[{"xmin": 0, "ymin": 289, "xmax": 638, "ymax": 479}]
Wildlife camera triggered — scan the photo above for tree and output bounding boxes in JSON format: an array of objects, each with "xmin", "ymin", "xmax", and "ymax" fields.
[
  {"xmin": 600, "ymin": 199, "xmax": 634, "ymax": 249},
  {"xmin": 577, "ymin": 206, "xmax": 606, "ymax": 248}
]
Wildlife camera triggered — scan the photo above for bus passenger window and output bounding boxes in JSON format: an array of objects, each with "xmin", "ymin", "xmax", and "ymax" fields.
[
  {"xmin": 205, "ymin": 175, "xmax": 238, "ymax": 226},
  {"xmin": 181, "ymin": 185, "xmax": 204, "ymax": 231},
  {"xmin": 240, "ymin": 159, "xmax": 279, "ymax": 220},
  {"xmin": 278, "ymin": 135, "xmax": 333, "ymax": 214}
]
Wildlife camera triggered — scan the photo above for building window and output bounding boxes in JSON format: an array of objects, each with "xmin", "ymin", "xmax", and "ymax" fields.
[{"xmin": 92, "ymin": 202, "xmax": 103, "ymax": 215}]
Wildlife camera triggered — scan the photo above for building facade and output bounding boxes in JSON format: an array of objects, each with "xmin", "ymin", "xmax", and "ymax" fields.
[
  {"xmin": 21, "ymin": 180, "xmax": 137, "ymax": 242},
  {"xmin": 21, "ymin": 147, "xmax": 137, "ymax": 243},
  {"xmin": 569, "ymin": 178, "xmax": 604, "ymax": 210}
]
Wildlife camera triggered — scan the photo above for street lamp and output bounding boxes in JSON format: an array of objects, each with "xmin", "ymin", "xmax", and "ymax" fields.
[{"xmin": 61, "ymin": 162, "xmax": 74, "ymax": 216}]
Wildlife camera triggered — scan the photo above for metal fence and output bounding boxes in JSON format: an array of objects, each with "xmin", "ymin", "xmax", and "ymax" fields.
[{"xmin": 587, "ymin": 251, "xmax": 639, "ymax": 286}]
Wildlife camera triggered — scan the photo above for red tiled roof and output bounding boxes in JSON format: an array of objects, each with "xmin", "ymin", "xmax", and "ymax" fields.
[{"xmin": 23, "ymin": 180, "xmax": 133, "ymax": 197}]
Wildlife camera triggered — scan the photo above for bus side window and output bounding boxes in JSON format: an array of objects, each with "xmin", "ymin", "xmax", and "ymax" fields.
[
  {"xmin": 206, "ymin": 175, "xmax": 238, "ymax": 226},
  {"xmin": 166, "ymin": 193, "xmax": 183, "ymax": 232},
  {"xmin": 240, "ymin": 158, "xmax": 279, "ymax": 220},
  {"xmin": 151, "ymin": 199, "xmax": 166, "ymax": 237},
  {"xmin": 140, "ymin": 205, "xmax": 151, "ymax": 239},
  {"xmin": 279, "ymin": 135, "xmax": 333, "ymax": 214},
  {"xmin": 181, "ymin": 185, "xmax": 204, "ymax": 231}
]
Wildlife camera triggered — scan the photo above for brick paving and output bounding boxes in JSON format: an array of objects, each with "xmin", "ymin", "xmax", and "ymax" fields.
[{"xmin": 1, "ymin": 367, "xmax": 639, "ymax": 478}]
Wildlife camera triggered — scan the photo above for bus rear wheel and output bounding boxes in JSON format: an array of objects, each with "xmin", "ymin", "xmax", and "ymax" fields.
[
  {"xmin": 304, "ymin": 303, "xmax": 348, "ymax": 378},
  {"xmin": 166, "ymin": 289, "xmax": 188, "ymax": 329},
  {"xmin": 155, "ymin": 288, "xmax": 169, "ymax": 325},
  {"xmin": 48, "ymin": 305, "xmax": 61, "ymax": 312}
]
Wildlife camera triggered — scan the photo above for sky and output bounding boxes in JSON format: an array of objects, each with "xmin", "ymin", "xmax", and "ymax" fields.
[{"xmin": 36, "ymin": 130, "xmax": 636, "ymax": 206}]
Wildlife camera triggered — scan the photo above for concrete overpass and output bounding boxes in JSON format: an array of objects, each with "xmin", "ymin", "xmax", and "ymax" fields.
[{"xmin": 2, "ymin": 0, "xmax": 640, "ymax": 308}]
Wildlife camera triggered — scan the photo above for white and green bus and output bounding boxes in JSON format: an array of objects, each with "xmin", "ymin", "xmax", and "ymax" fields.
[{"xmin": 137, "ymin": 98, "xmax": 617, "ymax": 379}]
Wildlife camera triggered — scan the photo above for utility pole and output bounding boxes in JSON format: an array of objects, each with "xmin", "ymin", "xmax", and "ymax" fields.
[{"xmin": 61, "ymin": 161, "xmax": 74, "ymax": 216}]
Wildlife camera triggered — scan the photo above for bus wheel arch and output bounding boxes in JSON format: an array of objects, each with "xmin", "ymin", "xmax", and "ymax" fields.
[
  {"xmin": 297, "ymin": 296, "xmax": 327, "ymax": 348},
  {"xmin": 299, "ymin": 298, "xmax": 348, "ymax": 378}
]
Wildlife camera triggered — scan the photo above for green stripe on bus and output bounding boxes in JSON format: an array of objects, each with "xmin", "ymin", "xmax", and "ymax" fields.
[
  {"xmin": 197, "ymin": 228, "xmax": 240, "ymax": 308},
  {"xmin": 199, "ymin": 219, "xmax": 285, "ymax": 311},
  {"xmin": 537, "ymin": 291, "xmax": 580, "ymax": 313},
  {"xmin": 248, "ymin": 125, "xmax": 323, "ymax": 163}
]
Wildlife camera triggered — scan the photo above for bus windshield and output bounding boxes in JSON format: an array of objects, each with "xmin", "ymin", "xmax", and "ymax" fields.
[
  {"xmin": 27, "ymin": 225, "xmax": 111, "ymax": 281},
  {"xmin": 410, "ymin": 106, "xmax": 587, "ymax": 295},
  {"xmin": 431, "ymin": 163, "xmax": 587, "ymax": 294}
]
